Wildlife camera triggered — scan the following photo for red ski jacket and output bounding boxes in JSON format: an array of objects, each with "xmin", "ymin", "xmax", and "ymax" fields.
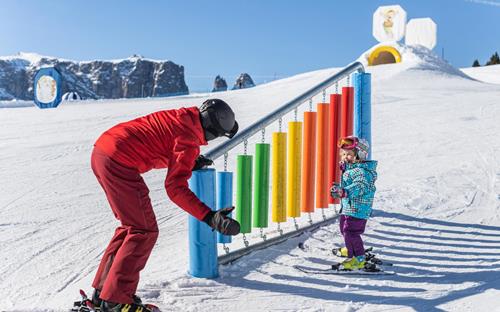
[{"xmin": 94, "ymin": 106, "xmax": 211, "ymax": 221}]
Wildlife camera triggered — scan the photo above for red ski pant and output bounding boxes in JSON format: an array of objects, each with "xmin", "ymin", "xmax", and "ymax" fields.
[{"xmin": 91, "ymin": 146, "xmax": 159, "ymax": 304}]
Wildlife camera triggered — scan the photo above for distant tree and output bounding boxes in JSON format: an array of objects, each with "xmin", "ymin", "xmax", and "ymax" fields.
[
  {"xmin": 472, "ymin": 59, "xmax": 480, "ymax": 67},
  {"xmin": 486, "ymin": 52, "xmax": 500, "ymax": 66}
]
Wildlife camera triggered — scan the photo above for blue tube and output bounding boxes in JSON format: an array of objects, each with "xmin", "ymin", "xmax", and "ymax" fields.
[
  {"xmin": 188, "ymin": 168, "xmax": 218, "ymax": 278},
  {"xmin": 353, "ymin": 73, "xmax": 372, "ymax": 159},
  {"xmin": 217, "ymin": 171, "xmax": 233, "ymax": 244}
]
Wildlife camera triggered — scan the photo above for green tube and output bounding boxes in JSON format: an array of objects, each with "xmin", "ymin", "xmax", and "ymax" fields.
[
  {"xmin": 253, "ymin": 143, "xmax": 270, "ymax": 228},
  {"xmin": 235, "ymin": 155, "xmax": 253, "ymax": 234}
]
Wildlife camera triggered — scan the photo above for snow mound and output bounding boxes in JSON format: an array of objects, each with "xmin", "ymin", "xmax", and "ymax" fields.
[{"xmin": 359, "ymin": 43, "xmax": 472, "ymax": 81}]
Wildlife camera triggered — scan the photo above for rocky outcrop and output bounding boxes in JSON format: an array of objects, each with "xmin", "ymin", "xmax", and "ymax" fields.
[
  {"xmin": 212, "ymin": 75, "xmax": 228, "ymax": 92},
  {"xmin": 232, "ymin": 73, "xmax": 255, "ymax": 90},
  {"xmin": 0, "ymin": 53, "xmax": 188, "ymax": 100}
]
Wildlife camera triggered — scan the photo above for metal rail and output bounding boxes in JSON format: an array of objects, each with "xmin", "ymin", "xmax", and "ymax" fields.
[
  {"xmin": 218, "ymin": 214, "xmax": 339, "ymax": 265},
  {"xmin": 204, "ymin": 62, "xmax": 364, "ymax": 161}
]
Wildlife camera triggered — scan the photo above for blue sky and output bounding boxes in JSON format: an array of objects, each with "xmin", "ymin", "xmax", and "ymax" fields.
[{"xmin": 0, "ymin": 0, "xmax": 498, "ymax": 92}]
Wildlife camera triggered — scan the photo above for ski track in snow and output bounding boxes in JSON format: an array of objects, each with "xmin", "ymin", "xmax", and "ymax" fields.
[{"xmin": 1, "ymin": 51, "xmax": 500, "ymax": 311}]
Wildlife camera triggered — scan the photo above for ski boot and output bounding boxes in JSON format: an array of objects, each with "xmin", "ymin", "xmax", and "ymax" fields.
[
  {"xmin": 333, "ymin": 246, "xmax": 374, "ymax": 258},
  {"xmin": 91, "ymin": 289, "xmax": 143, "ymax": 307},
  {"xmin": 101, "ymin": 299, "xmax": 161, "ymax": 312},
  {"xmin": 332, "ymin": 247, "xmax": 349, "ymax": 257},
  {"xmin": 333, "ymin": 255, "xmax": 366, "ymax": 271},
  {"xmin": 73, "ymin": 289, "xmax": 148, "ymax": 312}
]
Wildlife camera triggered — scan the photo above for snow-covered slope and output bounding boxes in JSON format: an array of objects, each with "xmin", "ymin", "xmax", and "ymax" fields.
[
  {"xmin": 1, "ymin": 47, "xmax": 500, "ymax": 311},
  {"xmin": 461, "ymin": 64, "xmax": 500, "ymax": 85}
]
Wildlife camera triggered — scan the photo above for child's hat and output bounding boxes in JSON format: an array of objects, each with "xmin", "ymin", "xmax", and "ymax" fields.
[{"xmin": 338, "ymin": 136, "xmax": 370, "ymax": 160}]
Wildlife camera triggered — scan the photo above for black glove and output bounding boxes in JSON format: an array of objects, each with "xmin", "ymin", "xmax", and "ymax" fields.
[
  {"xmin": 192, "ymin": 155, "xmax": 214, "ymax": 171},
  {"xmin": 202, "ymin": 207, "xmax": 240, "ymax": 236}
]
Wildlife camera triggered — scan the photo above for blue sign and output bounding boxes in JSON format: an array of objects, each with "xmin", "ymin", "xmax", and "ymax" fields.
[{"xmin": 33, "ymin": 67, "xmax": 62, "ymax": 109}]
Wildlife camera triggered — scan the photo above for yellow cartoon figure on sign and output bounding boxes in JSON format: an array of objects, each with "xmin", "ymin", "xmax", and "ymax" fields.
[
  {"xmin": 383, "ymin": 9, "xmax": 396, "ymax": 38},
  {"xmin": 372, "ymin": 5, "xmax": 406, "ymax": 43},
  {"xmin": 36, "ymin": 75, "xmax": 57, "ymax": 103}
]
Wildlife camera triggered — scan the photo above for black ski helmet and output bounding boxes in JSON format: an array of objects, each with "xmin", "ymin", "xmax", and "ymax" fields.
[{"xmin": 199, "ymin": 99, "xmax": 239, "ymax": 141}]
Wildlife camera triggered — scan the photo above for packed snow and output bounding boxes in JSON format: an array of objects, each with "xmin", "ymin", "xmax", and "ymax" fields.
[
  {"xmin": 460, "ymin": 64, "xmax": 500, "ymax": 85},
  {"xmin": 1, "ymin": 46, "xmax": 500, "ymax": 312}
]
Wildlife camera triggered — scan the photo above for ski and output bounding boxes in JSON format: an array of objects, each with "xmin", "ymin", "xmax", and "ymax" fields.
[
  {"xmin": 298, "ymin": 243, "xmax": 394, "ymax": 267},
  {"xmin": 294, "ymin": 264, "xmax": 395, "ymax": 276}
]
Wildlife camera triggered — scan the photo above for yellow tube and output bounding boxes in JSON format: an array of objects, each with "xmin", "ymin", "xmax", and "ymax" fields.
[
  {"xmin": 287, "ymin": 121, "xmax": 302, "ymax": 218},
  {"xmin": 272, "ymin": 132, "xmax": 287, "ymax": 223}
]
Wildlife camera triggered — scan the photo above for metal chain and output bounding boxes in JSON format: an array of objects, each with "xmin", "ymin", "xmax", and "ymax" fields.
[
  {"xmin": 322, "ymin": 208, "xmax": 327, "ymax": 221},
  {"xmin": 308, "ymin": 98, "xmax": 313, "ymax": 111},
  {"xmin": 278, "ymin": 117, "xmax": 283, "ymax": 132},
  {"xmin": 260, "ymin": 228, "xmax": 267, "ymax": 241},
  {"xmin": 223, "ymin": 243, "xmax": 230, "ymax": 254},
  {"xmin": 277, "ymin": 222, "xmax": 283, "ymax": 236},
  {"xmin": 243, "ymin": 139, "xmax": 248, "ymax": 155},
  {"xmin": 293, "ymin": 217, "xmax": 299, "ymax": 230},
  {"xmin": 335, "ymin": 82, "xmax": 339, "ymax": 93},
  {"xmin": 322, "ymin": 89, "xmax": 326, "ymax": 103},
  {"xmin": 294, "ymin": 108, "xmax": 298, "ymax": 121},
  {"xmin": 347, "ymin": 75, "xmax": 350, "ymax": 87},
  {"xmin": 261, "ymin": 128, "xmax": 265, "ymax": 143},
  {"xmin": 223, "ymin": 152, "xmax": 228, "ymax": 171},
  {"xmin": 308, "ymin": 212, "xmax": 313, "ymax": 226},
  {"xmin": 242, "ymin": 234, "xmax": 250, "ymax": 248}
]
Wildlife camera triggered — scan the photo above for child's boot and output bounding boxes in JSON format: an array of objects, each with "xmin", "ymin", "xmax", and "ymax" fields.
[
  {"xmin": 332, "ymin": 247, "xmax": 349, "ymax": 257},
  {"xmin": 338, "ymin": 255, "xmax": 366, "ymax": 271}
]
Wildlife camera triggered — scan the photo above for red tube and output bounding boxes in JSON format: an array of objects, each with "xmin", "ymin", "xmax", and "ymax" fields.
[
  {"xmin": 328, "ymin": 94, "xmax": 341, "ymax": 205},
  {"xmin": 341, "ymin": 87, "xmax": 354, "ymax": 138}
]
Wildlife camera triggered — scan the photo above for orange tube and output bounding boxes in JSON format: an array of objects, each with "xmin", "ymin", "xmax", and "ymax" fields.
[
  {"xmin": 328, "ymin": 94, "xmax": 341, "ymax": 205},
  {"xmin": 315, "ymin": 103, "xmax": 329, "ymax": 209},
  {"xmin": 341, "ymin": 87, "xmax": 354, "ymax": 138},
  {"xmin": 300, "ymin": 112, "xmax": 316, "ymax": 213}
]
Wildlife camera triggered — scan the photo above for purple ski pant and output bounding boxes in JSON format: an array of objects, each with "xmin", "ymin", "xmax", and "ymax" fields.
[{"xmin": 339, "ymin": 215, "xmax": 367, "ymax": 258}]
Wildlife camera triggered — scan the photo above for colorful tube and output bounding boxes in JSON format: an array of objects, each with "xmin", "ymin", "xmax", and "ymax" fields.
[
  {"xmin": 272, "ymin": 132, "xmax": 287, "ymax": 223},
  {"xmin": 353, "ymin": 72, "xmax": 372, "ymax": 160},
  {"xmin": 316, "ymin": 103, "xmax": 329, "ymax": 209},
  {"xmin": 235, "ymin": 155, "xmax": 253, "ymax": 234},
  {"xmin": 287, "ymin": 121, "xmax": 302, "ymax": 218},
  {"xmin": 188, "ymin": 169, "xmax": 218, "ymax": 278},
  {"xmin": 328, "ymin": 94, "xmax": 342, "ymax": 204},
  {"xmin": 341, "ymin": 86, "xmax": 354, "ymax": 138},
  {"xmin": 253, "ymin": 143, "xmax": 270, "ymax": 228},
  {"xmin": 217, "ymin": 171, "xmax": 233, "ymax": 244},
  {"xmin": 301, "ymin": 112, "xmax": 316, "ymax": 213}
]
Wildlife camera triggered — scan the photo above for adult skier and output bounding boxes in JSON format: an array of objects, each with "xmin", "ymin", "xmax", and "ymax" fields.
[{"xmin": 87, "ymin": 99, "xmax": 240, "ymax": 312}]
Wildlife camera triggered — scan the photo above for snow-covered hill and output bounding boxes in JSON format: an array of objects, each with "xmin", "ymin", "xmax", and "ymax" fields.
[
  {"xmin": 1, "ymin": 47, "xmax": 500, "ymax": 311},
  {"xmin": 461, "ymin": 64, "xmax": 500, "ymax": 85}
]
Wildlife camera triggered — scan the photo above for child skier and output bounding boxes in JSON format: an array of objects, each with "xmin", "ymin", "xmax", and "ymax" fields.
[
  {"xmin": 330, "ymin": 136, "xmax": 377, "ymax": 271},
  {"xmin": 87, "ymin": 99, "xmax": 240, "ymax": 312}
]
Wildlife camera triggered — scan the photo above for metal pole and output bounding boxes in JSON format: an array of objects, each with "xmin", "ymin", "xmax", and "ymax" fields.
[
  {"xmin": 205, "ymin": 62, "xmax": 364, "ymax": 161},
  {"xmin": 218, "ymin": 214, "xmax": 339, "ymax": 265}
]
